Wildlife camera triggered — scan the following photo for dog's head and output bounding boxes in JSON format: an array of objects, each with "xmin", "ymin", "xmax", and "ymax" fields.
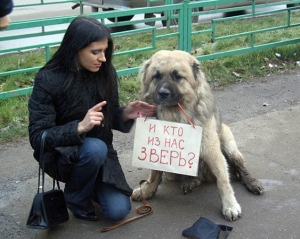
[{"xmin": 139, "ymin": 50, "xmax": 206, "ymax": 107}]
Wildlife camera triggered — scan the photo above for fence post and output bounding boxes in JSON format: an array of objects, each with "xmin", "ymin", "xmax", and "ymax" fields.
[
  {"xmin": 179, "ymin": 0, "xmax": 192, "ymax": 52},
  {"xmin": 166, "ymin": 0, "xmax": 173, "ymax": 28}
]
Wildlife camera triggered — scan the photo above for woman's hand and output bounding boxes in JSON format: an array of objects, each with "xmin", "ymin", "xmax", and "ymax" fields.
[
  {"xmin": 122, "ymin": 100, "xmax": 156, "ymax": 122},
  {"xmin": 77, "ymin": 101, "xmax": 107, "ymax": 135},
  {"xmin": 0, "ymin": 15, "xmax": 11, "ymax": 30}
]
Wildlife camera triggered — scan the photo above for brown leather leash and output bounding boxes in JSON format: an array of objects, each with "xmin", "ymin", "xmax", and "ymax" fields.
[{"xmin": 101, "ymin": 180, "xmax": 153, "ymax": 232}]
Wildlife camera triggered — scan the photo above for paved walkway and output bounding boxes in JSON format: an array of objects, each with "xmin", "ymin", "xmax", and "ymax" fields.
[{"xmin": 1, "ymin": 70, "xmax": 300, "ymax": 238}]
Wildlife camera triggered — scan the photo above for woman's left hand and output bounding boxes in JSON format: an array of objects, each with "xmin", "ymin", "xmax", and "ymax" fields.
[{"xmin": 122, "ymin": 100, "xmax": 156, "ymax": 122}]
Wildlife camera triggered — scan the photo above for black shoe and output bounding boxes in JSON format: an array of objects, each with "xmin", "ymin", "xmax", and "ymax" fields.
[{"xmin": 73, "ymin": 212, "xmax": 98, "ymax": 221}]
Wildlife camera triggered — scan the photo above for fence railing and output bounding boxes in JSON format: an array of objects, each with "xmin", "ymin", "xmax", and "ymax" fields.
[{"xmin": 1, "ymin": 0, "xmax": 300, "ymax": 99}]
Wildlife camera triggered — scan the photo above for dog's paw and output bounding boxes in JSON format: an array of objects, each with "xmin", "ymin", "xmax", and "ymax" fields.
[
  {"xmin": 131, "ymin": 188, "xmax": 142, "ymax": 201},
  {"xmin": 244, "ymin": 178, "xmax": 265, "ymax": 195},
  {"xmin": 131, "ymin": 182, "xmax": 157, "ymax": 201},
  {"xmin": 222, "ymin": 201, "xmax": 242, "ymax": 221},
  {"xmin": 181, "ymin": 177, "xmax": 201, "ymax": 194}
]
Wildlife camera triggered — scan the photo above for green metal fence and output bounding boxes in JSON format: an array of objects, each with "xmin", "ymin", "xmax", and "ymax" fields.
[{"xmin": 1, "ymin": 0, "xmax": 300, "ymax": 99}]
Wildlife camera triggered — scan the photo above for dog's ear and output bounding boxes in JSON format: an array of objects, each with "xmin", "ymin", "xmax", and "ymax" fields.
[
  {"xmin": 138, "ymin": 57, "xmax": 153, "ymax": 102},
  {"xmin": 191, "ymin": 57, "xmax": 202, "ymax": 82},
  {"xmin": 139, "ymin": 57, "xmax": 151, "ymax": 85}
]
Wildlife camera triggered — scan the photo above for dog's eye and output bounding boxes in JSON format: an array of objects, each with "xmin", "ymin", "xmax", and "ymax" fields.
[
  {"xmin": 152, "ymin": 72, "xmax": 162, "ymax": 82},
  {"xmin": 172, "ymin": 71, "xmax": 184, "ymax": 82}
]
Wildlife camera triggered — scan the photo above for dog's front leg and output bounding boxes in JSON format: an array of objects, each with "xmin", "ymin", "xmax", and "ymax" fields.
[
  {"xmin": 202, "ymin": 137, "xmax": 242, "ymax": 221},
  {"xmin": 131, "ymin": 170, "xmax": 163, "ymax": 201}
]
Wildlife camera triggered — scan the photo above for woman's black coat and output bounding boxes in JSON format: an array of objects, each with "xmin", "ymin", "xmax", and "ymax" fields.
[{"xmin": 28, "ymin": 69, "xmax": 134, "ymax": 196}]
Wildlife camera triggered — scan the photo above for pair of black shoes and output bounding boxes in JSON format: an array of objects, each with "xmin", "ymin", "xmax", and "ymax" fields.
[{"xmin": 73, "ymin": 212, "xmax": 98, "ymax": 221}]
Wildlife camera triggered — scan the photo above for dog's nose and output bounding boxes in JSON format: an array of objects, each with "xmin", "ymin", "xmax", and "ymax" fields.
[{"xmin": 158, "ymin": 87, "xmax": 170, "ymax": 99}]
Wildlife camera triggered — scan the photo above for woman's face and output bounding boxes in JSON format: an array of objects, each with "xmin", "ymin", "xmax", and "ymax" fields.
[{"xmin": 77, "ymin": 39, "xmax": 108, "ymax": 72}]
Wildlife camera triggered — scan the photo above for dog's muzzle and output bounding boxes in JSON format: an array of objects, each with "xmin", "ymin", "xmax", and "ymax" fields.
[{"xmin": 154, "ymin": 81, "xmax": 182, "ymax": 106}]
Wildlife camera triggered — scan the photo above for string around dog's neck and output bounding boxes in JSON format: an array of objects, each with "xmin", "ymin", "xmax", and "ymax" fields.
[
  {"xmin": 177, "ymin": 103, "xmax": 195, "ymax": 128},
  {"xmin": 137, "ymin": 103, "xmax": 195, "ymax": 129}
]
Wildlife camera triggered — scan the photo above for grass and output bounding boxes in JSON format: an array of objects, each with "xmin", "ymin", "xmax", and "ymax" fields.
[{"xmin": 1, "ymin": 11, "xmax": 300, "ymax": 142}]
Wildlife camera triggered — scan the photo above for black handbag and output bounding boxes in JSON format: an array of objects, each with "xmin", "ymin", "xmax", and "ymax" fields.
[{"xmin": 26, "ymin": 131, "xmax": 69, "ymax": 229}]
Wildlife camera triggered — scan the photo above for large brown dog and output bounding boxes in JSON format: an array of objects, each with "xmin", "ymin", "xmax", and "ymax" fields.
[{"xmin": 131, "ymin": 50, "xmax": 264, "ymax": 221}]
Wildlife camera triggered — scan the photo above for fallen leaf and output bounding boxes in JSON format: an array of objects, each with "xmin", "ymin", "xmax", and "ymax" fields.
[
  {"xmin": 275, "ymin": 53, "xmax": 281, "ymax": 57},
  {"xmin": 14, "ymin": 81, "xmax": 21, "ymax": 87},
  {"xmin": 232, "ymin": 71, "xmax": 241, "ymax": 77},
  {"xmin": 0, "ymin": 126, "xmax": 10, "ymax": 132}
]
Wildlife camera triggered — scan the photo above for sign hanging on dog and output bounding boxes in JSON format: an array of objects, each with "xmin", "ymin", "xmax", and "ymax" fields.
[{"xmin": 132, "ymin": 118, "xmax": 202, "ymax": 176}]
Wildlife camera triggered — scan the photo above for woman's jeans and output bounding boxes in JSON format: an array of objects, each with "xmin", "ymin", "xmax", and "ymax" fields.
[{"xmin": 64, "ymin": 137, "xmax": 131, "ymax": 221}]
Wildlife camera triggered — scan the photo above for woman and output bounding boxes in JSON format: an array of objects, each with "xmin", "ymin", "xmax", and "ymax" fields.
[{"xmin": 28, "ymin": 15, "xmax": 155, "ymax": 222}]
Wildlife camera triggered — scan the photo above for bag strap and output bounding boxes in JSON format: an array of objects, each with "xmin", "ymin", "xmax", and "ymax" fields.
[
  {"xmin": 101, "ymin": 180, "xmax": 153, "ymax": 232},
  {"xmin": 37, "ymin": 130, "xmax": 61, "ymax": 194},
  {"xmin": 37, "ymin": 131, "xmax": 47, "ymax": 194}
]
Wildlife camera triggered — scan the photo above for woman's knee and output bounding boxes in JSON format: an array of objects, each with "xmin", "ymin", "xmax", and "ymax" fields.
[
  {"xmin": 79, "ymin": 138, "xmax": 108, "ymax": 166},
  {"xmin": 105, "ymin": 199, "xmax": 131, "ymax": 221},
  {"xmin": 97, "ymin": 184, "xmax": 131, "ymax": 221}
]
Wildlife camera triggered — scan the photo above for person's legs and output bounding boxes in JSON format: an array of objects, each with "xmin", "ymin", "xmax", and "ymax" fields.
[
  {"xmin": 95, "ymin": 183, "xmax": 131, "ymax": 221},
  {"xmin": 64, "ymin": 138, "xmax": 107, "ymax": 215}
]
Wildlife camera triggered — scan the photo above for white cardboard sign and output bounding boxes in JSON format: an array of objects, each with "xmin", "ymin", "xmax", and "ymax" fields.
[{"xmin": 132, "ymin": 118, "xmax": 202, "ymax": 176}]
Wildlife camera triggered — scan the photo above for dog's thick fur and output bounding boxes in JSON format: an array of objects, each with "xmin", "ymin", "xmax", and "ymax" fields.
[{"xmin": 131, "ymin": 50, "xmax": 264, "ymax": 221}]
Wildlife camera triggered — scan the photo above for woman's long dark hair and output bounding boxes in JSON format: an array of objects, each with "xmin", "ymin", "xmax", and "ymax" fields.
[
  {"xmin": 41, "ymin": 15, "xmax": 117, "ymax": 129},
  {"xmin": 44, "ymin": 15, "xmax": 114, "ymax": 75}
]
